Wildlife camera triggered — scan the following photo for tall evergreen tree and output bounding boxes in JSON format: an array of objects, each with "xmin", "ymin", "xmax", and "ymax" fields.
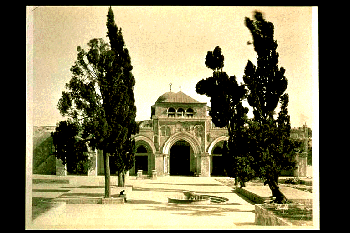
[
  {"xmin": 196, "ymin": 46, "xmax": 248, "ymax": 185},
  {"xmin": 196, "ymin": 12, "xmax": 300, "ymax": 203},
  {"xmin": 55, "ymin": 7, "xmax": 138, "ymax": 197},
  {"xmin": 105, "ymin": 6, "xmax": 138, "ymax": 187},
  {"xmin": 242, "ymin": 11, "xmax": 298, "ymax": 203},
  {"xmin": 51, "ymin": 120, "xmax": 92, "ymax": 175}
]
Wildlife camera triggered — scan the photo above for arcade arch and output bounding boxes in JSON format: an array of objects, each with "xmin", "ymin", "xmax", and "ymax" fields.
[
  {"xmin": 162, "ymin": 132, "xmax": 202, "ymax": 176},
  {"xmin": 207, "ymin": 136, "xmax": 229, "ymax": 176},
  {"xmin": 133, "ymin": 136, "xmax": 156, "ymax": 175}
]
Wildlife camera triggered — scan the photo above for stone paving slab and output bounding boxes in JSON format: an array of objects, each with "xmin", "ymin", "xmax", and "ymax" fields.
[
  {"xmin": 33, "ymin": 203, "xmax": 256, "ymax": 229},
  {"xmin": 31, "ymin": 176, "xmax": 257, "ymax": 229}
]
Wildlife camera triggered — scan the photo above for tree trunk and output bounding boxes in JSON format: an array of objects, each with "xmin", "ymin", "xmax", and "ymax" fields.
[
  {"xmin": 118, "ymin": 171, "xmax": 125, "ymax": 187},
  {"xmin": 240, "ymin": 179, "xmax": 246, "ymax": 187},
  {"xmin": 103, "ymin": 151, "xmax": 110, "ymax": 198},
  {"xmin": 267, "ymin": 178, "xmax": 287, "ymax": 203}
]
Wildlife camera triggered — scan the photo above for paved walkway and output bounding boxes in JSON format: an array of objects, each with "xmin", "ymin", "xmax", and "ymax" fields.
[{"xmin": 31, "ymin": 176, "xmax": 256, "ymax": 229}]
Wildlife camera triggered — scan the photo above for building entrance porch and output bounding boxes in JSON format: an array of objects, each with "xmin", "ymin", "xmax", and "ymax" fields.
[{"xmin": 169, "ymin": 140, "xmax": 192, "ymax": 176}]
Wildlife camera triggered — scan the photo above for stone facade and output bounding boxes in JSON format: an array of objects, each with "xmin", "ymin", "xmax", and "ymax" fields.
[
  {"xmin": 33, "ymin": 91, "xmax": 311, "ymax": 178},
  {"xmin": 33, "ymin": 126, "xmax": 56, "ymax": 175},
  {"xmin": 130, "ymin": 91, "xmax": 228, "ymax": 177}
]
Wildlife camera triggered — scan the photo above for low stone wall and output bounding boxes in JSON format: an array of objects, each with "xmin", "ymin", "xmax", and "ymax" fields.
[
  {"xmin": 101, "ymin": 197, "xmax": 125, "ymax": 204},
  {"xmin": 58, "ymin": 196, "xmax": 125, "ymax": 204},
  {"xmin": 235, "ymin": 187, "xmax": 270, "ymax": 204},
  {"xmin": 255, "ymin": 204, "xmax": 293, "ymax": 226}
]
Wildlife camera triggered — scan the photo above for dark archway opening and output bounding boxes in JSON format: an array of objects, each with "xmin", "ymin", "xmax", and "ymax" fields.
[
  {"xmin": 170, "ymin": 140, "xmax": 191, "ymax": 176},
  {"xmin": 211, "ymin": 145, "xmax": 226, "ymax": 176},
  {"xmin": 134, "ymin": 145, "xmax": 148, "ymax": 175}
]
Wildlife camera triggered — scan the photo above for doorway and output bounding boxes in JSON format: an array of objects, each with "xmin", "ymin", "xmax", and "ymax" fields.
[
  {"xmin": 135, "ymin": 145, "xmax": 148, "ymax": 175},
  {"xmin": 170, "ymin": 140, "xmax": 191, "ymax": 176},
  {"xmin": 211, "ymin": 145, "xmax": 226, "ymax": 176}
]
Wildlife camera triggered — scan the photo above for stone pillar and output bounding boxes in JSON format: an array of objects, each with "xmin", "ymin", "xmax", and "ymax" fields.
[
  {"xmin": 298, "ymin": 152, "xmax": 308, "ymax": 177},
  {"xmin": 151, "ymin": 170, "xmax": 157, "ymax": 180},
  {"xmin": 195, "ymin": 154, "xmax": 201, "ymax": 176},
  {"xmin": 56, "ymin": 158, "xmax": 67, "ymax": 176},
  {"xmin": 293, "ymin": 152, "xmax": 299, "ymax": 177},
  {"xmin": 200, "ymin": 153, "xmax": 210, "ymax": 177},
  {"xmin": 163, "ymin": 154, "xmax": 170, "ymax": 176},
  {"xmin": 88, "ymin": 149, "xmax": 98, "ymax": 176},
  {"xmin": 137, "ymin": 170, "xmax": 143, "ymax": 179},
  {"xmin": 154, "ymin": 152, "xmax": 164, "ymax": 176},
  {"xmin": 294, "ymin": 152, "xmax": 308, "ymax": 178}
]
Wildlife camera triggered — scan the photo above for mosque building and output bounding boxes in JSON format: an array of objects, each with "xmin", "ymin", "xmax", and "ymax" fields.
[{"xmin": 33, "ymin": 90, "xmax": 310, "ymax": 178}]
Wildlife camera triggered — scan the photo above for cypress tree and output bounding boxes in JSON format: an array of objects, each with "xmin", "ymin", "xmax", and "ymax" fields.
[
  {"xmin": 55, "ymin": 7, "xmax": 138, "ymax": 198},
  {"xmin": 243, "ymin": 11, "xmax": 298, "ymax": 203},
  {"xmin": 105, "ymin": 6, "xmax": 138, "ymax": 187}
]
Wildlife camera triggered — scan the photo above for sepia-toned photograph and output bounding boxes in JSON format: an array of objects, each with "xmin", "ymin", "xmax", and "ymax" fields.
[{"xmin": 26, "ymin": 6, "xmax": 319, "ymax": 229}]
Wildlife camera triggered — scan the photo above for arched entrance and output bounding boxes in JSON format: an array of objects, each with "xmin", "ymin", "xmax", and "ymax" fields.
[
  {"xmin": 162, "ymin": 132, "xmax": 202, "ymax": 176},
  {"xmin": 132, "ymin": 136, "xmax": 156, "ymax": 176},
  {"xmin": 170, "ymin": 140, "xmax": 192, "ymax": 176},
  {"xmin": 211, "ymin": 142, "xmax": 226, "ymax": 176},
  {"xmin": 135, "ymin": 145, "xmax": 149, "ymax": 175},
  {"xmin": 208, "ymin": 136, "xmax": 229, "ymax": 177}
]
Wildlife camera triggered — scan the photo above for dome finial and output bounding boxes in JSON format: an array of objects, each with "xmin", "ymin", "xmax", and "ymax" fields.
[{"xmin": 169, "ymin": 83, "xmax": 172, "ymax": 92}]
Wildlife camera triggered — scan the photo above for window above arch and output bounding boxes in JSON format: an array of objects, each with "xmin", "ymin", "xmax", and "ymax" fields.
[
  {"xmin": 177, "ymin": 108, "xmax": 185, "ymax": 117},
  {"xmin": 167, "ymin": 107, "xmax": 175, "ymax": 117},
  {"xmin": 186, "ymin": 108, "xmax": 194, "ymax": 117}
]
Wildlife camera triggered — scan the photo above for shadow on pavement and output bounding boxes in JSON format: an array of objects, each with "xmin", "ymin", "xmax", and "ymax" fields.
[
  {"xmin": 77, "ymin": 186, "xmax": 105, "ymax": 189},
  {"xmin": 33, "ymin": 189, "xmax": 70, "ymax": 192},
  {"xmin": 59, "ymin": 192, "xmax": 104, "ymax": 197},
  {"xmin": 126, "ymin": 199, "xmax": 164, "ymax": 205},
  {"xmin": 150, "ymin": 183, "xmax": 222, "ymax": 186},
  {"xmin": 132, "ymin": 187, "xmax": 186, "ymax": 193}
]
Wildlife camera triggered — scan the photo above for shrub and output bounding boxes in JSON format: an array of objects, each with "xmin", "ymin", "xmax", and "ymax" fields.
[{"xmin": 283, "ymin": 178, "xmax": 305, "ymax": 185}]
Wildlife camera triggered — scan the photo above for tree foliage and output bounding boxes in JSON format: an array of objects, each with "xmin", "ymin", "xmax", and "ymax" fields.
[
  {"xmin": 196, "ymin": 46, "xmax": 248, "ymax": 185},
  {"xmin": 243, "ymin": 11, "xmax": 288, "ymax": 123},
  {"xmin": 239, "ymin": 11, "xmax": 299, "ymax": 203},
  {"xmin": 205, "ymin": 46, "xmax": 225, "ymax": 72},
  {"xmin": 54, "ymin": 7, "xmax": 138, "ymax": 196},
  {"xmin": 196, "ymin": 11, "xmax": 300, "ymax": 203},
  {"xmin": 51, "ymin": 120, "xmax": 92, "ymax": 175}
]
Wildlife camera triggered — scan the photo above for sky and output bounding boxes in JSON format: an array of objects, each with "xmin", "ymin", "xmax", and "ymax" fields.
[{"xmin": 30, "ymin": 6, "xmax": 317, "ymax": 129}]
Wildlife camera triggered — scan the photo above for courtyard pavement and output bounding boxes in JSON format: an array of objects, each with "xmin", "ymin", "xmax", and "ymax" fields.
[{"xmin": 31, "ymin": 175, "xmax": 257, "ymax": 229}]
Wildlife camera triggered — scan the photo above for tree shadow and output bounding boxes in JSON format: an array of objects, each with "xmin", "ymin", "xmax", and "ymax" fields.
[
  {"xmin": 149, "ymin": 183, "xmax": 222, "ymax": 187},
  {"xmin": 33, "ymin": 189, "xmax": 70, "ymax": 192},
  {"xmin": 132, "ymin": 187, "xmax": 187, "ymax": 193},
  {"xmin": 171, "ymin": 183, "xmax": 223, "ymax": 186},
  {"xmin": 126, "ymin": 199, "xmax": 164, "ymax": 205},
  {"xmin": 194, "ymin": 191, "xmax": 233, "ymax": 194},
  {"xmin": 77, "ymin": 185, "xmax": 132, "ymax": 189},
  {"xmin": 59, "ymin": 192, "xmax": 104, "ymax": 198}
]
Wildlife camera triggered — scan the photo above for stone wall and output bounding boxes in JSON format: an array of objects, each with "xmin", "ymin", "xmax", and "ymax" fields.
[
  {"xmin": 235, "ymin": 187, "xmax": 269, "ymax": 204},
  {"xmin": 33, "ymin": 126, "xmax": 56, "ymax": 175},
  {"xmin": 255, "ymin": 204, "xmax": 293, "ymax": 226}
]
